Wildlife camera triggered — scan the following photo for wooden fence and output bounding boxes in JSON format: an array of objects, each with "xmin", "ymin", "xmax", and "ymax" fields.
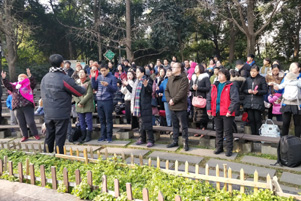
[{"xmin": 0, "ymin": 142, "xmax": 301, "ymax": 200}]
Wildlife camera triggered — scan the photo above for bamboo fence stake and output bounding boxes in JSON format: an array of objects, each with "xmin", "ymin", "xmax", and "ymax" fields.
[
  {"xmin": 40, "ymin": 165, "xmax": 46, "ymax": 187},
  {"xmin": 166, "ymin": 160, "xmax": 169, "ymax": 170},
  {"xmin": 7, "ymin": 142, "xmax": 10, "ymax": 150},
  {"xmin": 121, "ymin": 152, "xmax": 125, "ymax": 161},
  {"xmin": 105, "ymin": 148, "xmax": 108, "ymax": 159},
  {"xmin": 126, "ymin": 183, "xmax": 133, "ymax": 200},
  {"xmin": 8, "ymin": 161, "xmax": 13, "ymax": 176},
  {"xmin": 0, "ymin": 159, "xmax": 3, "ymax": 176},
  {"xmin": 25, "ymin": 158, "xmax": 29, "ymax": 175},
  {"xmin": 158, "ymin": 191, "xmax": 164, "ymax": 201},
  {"xmin": 70, "ymin": 148, "xmax": 73, "ymax": 156},
  {"xmin": 84, "ymin": 148, "xmax": 88, "ymax": 164},
  {"xmin": 97, "ymin": 150, "xmax": 101, "ymax": 159},
  {"xmin": 223, "ymin": 164, "xmax": 227, "ymax": 191},
  {"xmin": 114, "ymin": 179, "xmax": 120, "ymax": 198},
  {"xmin": 216, "ymin": 164, "xmax": 220, "ymax": 190},
  {"xmin": 185, "ymin": 161, "xmax": 189, "ymax": 174},
  {"xmin": 157, "ymin": 157, "xmax": 160, "ymax": 169},
  {"xmin": 75, "ymin": 169, "xmax": 81, "ymax": 185},
  {"xmin": 18, "ymin": 162, "xmax": 23, "ymax": 183},
  {"xmin": 148, "ymin": 158, "xmax": 151, "ymax": 167},
  {"xmin": 90, "ymin": 147, "xmax": 94, "ymax": 159},
  {"xmin": 63, "ymin": 168, "xmax": 69, "ymax": 192},
  {"xmin": 51, "ymin": 166, "xmax": 57, "ymax": 190},
  {"xmin": 45, "ymin": 144, "xmax": 49, "ymax": 153},
  {"xmin": 228, "ymin": 168, "xmax": 232, "ymax": 193},
  {"xmin": 63, "ymin": 146, "xmax": 67, "ymax": 155},
  {"xmin": 205, "ymin": 164, "xmax": 209, "ymax": 184},
  {"xmin": 76, "ymin": 149, "xmax": 79, "ymax": 157},
  {"xmin": 87, "ymin": 170, "xmax": 93, "ymax": 190},
  {"xmin": 4, "ymin": 156, "xmax": 7, "ymax": 171},
  {"xmin": 139, "ymin": 155, "xmax": 143, "ymax": 166},
  {"xmin": 102, "ymin": 175, "xmax": 108, "ymax": 193},
  {"xmin": 254, "ymin": 170, "xmax": 258, "ymax": 193},
  {"xmin": 31, "ymin": 144, "xmax": 35, "ymax": 153},
  {"xmin": 30, "ymin": 164, "xmax": 35, "ymax": 185},
  {"xmin": 240, "ymin": 169, "xmax": 245, "ymax": 194},
  {"xmin": 142, "ymin": 188, "xmax": 149, "ymax": 201},
  {"xmin": 56, "ymin": 146, "xmax": 60, "ymax": 154},
  {"xmin": 195, "ymin": 164, "xmax": 199, "ymax": 182},
  {"xmin": 25, "ymin": 144, "xmax": 29, "ymax": 152},
  {"xmin": 175, "ymin": 160, "xmax": 179, "ymax": 173}
]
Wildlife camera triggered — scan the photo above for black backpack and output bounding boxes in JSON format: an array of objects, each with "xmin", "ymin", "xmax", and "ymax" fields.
[
  {"xmin": 68, "ymin": 123, "xmax": 82, "ymax": 142},
  {"xmin": 275, "ymin": 135, "xmax": 301, "ymax": 167}
]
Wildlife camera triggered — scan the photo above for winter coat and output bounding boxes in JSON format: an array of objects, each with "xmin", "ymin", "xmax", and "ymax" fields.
[
  {"xmin": 65, "ymin": 68, "xmax": 74, "ymax": 77},
  {"xmin": 113, "ymin": 87, "xmax": 125, "ymax": 105},
  {"xmin": 277, "ymin": 73, "xmax": 301, "ymax": 106},
  {"xmin": 41, "ymin": 71, "xmax": 86, "ymax": 120},
  {"xmin": 91, "ymin": 72, "xmax": 118, "ymax": 101},
  {"xmin": 6, "ymin": 95, "xmax": 12, "ymax": 110},
  {"xmin": 207, "ymin": 81, "xmax": 239, "ymax": 116},
  {"xmin": 268, "ymin": 93, "xmax": 282, "ymax": 115},
  {"xmin": 121, "ymin": 80, "xmax": 135, "ymax": 101},
  {"xmin": 3, "ymin": 76, "xmax": 36, "ymax": 110},
  {"xmin": 165, "ymin": 72, "xmax": 189, "ymax": 111},
  {"xmin": 190, "ymin": 73, "xmax": 211, "ymax": 98},
  {"xmin": 239, "ymin": 64, "xmax": 251, "ymax": 78},
  {"xmin": 73, "ymin": 77, "xmax": 94, "ymax": 113},
  {"xmin": 131, "ymin": 78, "xmax": 153, "ymax": 130},
  {"xmin": 260, "ymin": 65, "xmax": 271, "ymax": 76},
  {"xmin": 243, "ymin": 74, "xmax": 268, "ymax": 111},
  {"xmin": 114, "ymin": 72, "xmax": 127, "ymax": 81},
  {"xmin": 158, "ymin": 77, "xmax": 168, "ymax": 102}
]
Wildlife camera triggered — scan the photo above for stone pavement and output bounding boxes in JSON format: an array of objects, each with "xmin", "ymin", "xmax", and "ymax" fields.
[
  {"xmin": 0, "ymin": 137, "xmax": 301, "ymax": 196},
  {"xmin": 0, "ymin": 179, "xmax": 80, "ymax": 201}
]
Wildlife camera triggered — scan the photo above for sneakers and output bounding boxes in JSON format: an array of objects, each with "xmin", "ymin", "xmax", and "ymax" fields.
[
  {"xmin": 225, "ymin": 151, "xmax": 232, "ymax": 157},
  {"xmin": 146, "ymin": 142, "xmax": 154, "ymax": 147},
  {"xmin": 167, "ymin": 141, "xmax": 178, "ymax": 148},
  {"xmin": 136, "ymin": 140, "xmax": 146, "ymax": 145},
  {"xmin": 98, "ymin": 138, "xmax": 106, "ymax": 142},
  {"xmin": 34, "ymin": 135, "xmax": 41, "ymax": 140},
  {"xmin": 20, "ymin": 137, "xmax": 29, "ymax": 142},
  {"xmin": 183, "ymin": 143, "xmax": 189, "ymax": 151}
]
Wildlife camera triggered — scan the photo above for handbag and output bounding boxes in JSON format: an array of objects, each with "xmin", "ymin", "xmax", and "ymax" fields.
[
  {"xmin": 259, "ymin": 119, "xmax": 280, "ymax": 141},
  {"xmin": 192, "ymin": 96, "xmax": 206, "ymax": 108}
]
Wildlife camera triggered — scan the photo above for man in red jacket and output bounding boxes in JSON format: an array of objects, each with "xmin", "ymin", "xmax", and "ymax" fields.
[{"xmin": 207, "ymin": 69, "xmax": 239, "ymax": 157}]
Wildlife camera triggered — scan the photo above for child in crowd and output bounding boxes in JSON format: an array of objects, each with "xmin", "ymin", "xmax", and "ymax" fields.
[
  {"xmin": 34, "ymin": 98, "xmax": 44, "ymax": 115},
  {"xmin": 6, "ymin": 90, "xmax": 17, "ymax": 135},
  {"xmin": 268, "ymin": 93, "xmax": 282, "ymax": 121}
]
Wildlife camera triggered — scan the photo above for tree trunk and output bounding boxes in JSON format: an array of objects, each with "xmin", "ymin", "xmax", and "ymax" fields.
[
  {"xmin": 125, "ymin": 0, "xmax": 133, "ymax": 62},
  {"xmin": 293, "ymin": 6, "xmax": 300, "ymax": 60},
  {"xmin": 68, "ymin": 40, "xmax": 73, "ymax": 59},
  {"xmin": 97, "ymin": 33, "xmax": 102, "ymax": 62},
  {"xmin": 246, "ymin": 34, "xmax": 256, "ymax": 55},
  {"xmin": 228, "ymin": 23, "xmax": 236, "ymax": 63}
]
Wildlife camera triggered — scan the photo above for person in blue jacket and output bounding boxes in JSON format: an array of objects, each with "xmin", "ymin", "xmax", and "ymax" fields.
[
  {"xmin": 6, "ymin": 91, "xmax": 17, "ymax": 133},
  {"xmin": 91, "ymin": 64, "xmax": 117, "ymax": 143},
  {"xmin": 157, "ymin": 68, "xmax": 172, "ymax": 127}
]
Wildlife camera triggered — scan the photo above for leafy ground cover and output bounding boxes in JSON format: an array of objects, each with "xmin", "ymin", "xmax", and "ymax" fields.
[{"xmin": 0, "ymin": 149, "xmax": 294, "ymax": 201}]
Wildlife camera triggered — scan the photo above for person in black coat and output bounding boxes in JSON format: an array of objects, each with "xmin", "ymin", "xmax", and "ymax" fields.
[
  {"xmin": 131, "ymin": 66, "xmax": 154, "ymax": 147},
  {"xmin": 243, "ymin": 65, "xmax": 268, "ymax": 135},
  {"xmin": 230, "ymin": 69, "xmax": 246, "ymax": 115},
  {"xmin": 190, "ymin": 64, "xmax": 211, "ymax": 133}
]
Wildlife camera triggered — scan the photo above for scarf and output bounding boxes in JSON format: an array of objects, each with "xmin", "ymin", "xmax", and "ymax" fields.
[
  {"xmin": 49, "ymin": 67, "xmax": 65, "ymax": 73},
  {"xmin": 133, "ymin": 76, "xmax": 145, "ymax": 117},
  {"xmin": 11, "ymin": 78, "xmax": 34, "ymax": 104}
]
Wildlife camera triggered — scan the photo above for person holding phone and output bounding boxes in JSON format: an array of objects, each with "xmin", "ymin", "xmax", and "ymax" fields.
[
  {"xmin": 91, "ymin": 64, "xmax": 117, "ymax": 143},
  {"xmin": 243, "ymin": 65, "xmax": 268, "ymax": 135}
]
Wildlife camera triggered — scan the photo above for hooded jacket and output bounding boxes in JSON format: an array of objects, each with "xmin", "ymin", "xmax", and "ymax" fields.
[
  {"xmin": 207, "ymin": 81, "xmax": 239, "ymax": 116},
  {"xmin": 73, "ymin": 77, "xmax": 94, "ymax": 113},
  {"xmin": 165, "ymin": 72, "xmax": 189, "ymax": 111}
]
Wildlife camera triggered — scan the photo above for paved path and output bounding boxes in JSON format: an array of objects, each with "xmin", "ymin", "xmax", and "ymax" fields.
[{"xmin": 0, "ymin": 179, "xmax": 80, "ymax": 201}]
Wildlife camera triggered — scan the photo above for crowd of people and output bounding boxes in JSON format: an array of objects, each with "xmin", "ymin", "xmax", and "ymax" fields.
[{"xmin": 2, "ymin": 53, "xmax": 301, "ymax": 157}]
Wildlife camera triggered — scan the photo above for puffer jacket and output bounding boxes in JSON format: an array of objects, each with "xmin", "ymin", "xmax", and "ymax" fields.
[
  {"xmin": 158, "ymin": 77, "xmax": 168, "ymax": 102},
  {"xmin": 165, "ymin": 72, "xmax": 189, "ymax": 111},
  {"xmin": 73, "ymin": 77, "xmax": 94, "ymax": 113},
  {"xmin": 91, "ymin": 72, "xmax": 117, "ymax": 101},
  {"xmin": 243, "ymin": 74, "xmax": 268, "ymax": 111},
  {"xmin": 41, "ymin": 71, "xmax": 86, "ymax": 120}
]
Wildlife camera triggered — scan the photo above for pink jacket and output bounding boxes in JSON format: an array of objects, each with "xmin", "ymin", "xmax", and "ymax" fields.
[
  {"xmin": 187, "ymin": 62, "xmax": 197, "ymax": 80},
  {"xmin": 268, "ymin": 93, "xmax": 282, "ymax": 115}
]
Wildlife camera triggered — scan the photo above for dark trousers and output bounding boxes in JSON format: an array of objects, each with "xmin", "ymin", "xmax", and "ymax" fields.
[
  {"xmin": 78, "ymin": 112, "xmax": 93, "ymax": 131},
  {"xmin": 125, "ymin": 100, "xmax": 131, "ymax": 124},
  {"xmin": 139, "ymin": 119, "xmax": 154, "ymax": 143},
  {"xmin": 282, "ymin": 112, "xmax": 301, "ymax": 137},
  {"xmin": 247, "ymin": 109, "xmax": 262, "ymax": 135},
  {"xmin": 214, "ymin": 114, "xmax": 234, "ymax": 152},
  {"xmin": 171, "ymin": 110, "xmax": 188, "ymax": 143},
  {"xmin": 14, "ymin": 106, "xmax": 39, "ymax": 137},
  {"xmin": 97, "ymin": 100, "xmax": 113, "ymax": 141},
  {"xmin": 44, "ymin": 118, "xmax": 69, "ymax": 154}
]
